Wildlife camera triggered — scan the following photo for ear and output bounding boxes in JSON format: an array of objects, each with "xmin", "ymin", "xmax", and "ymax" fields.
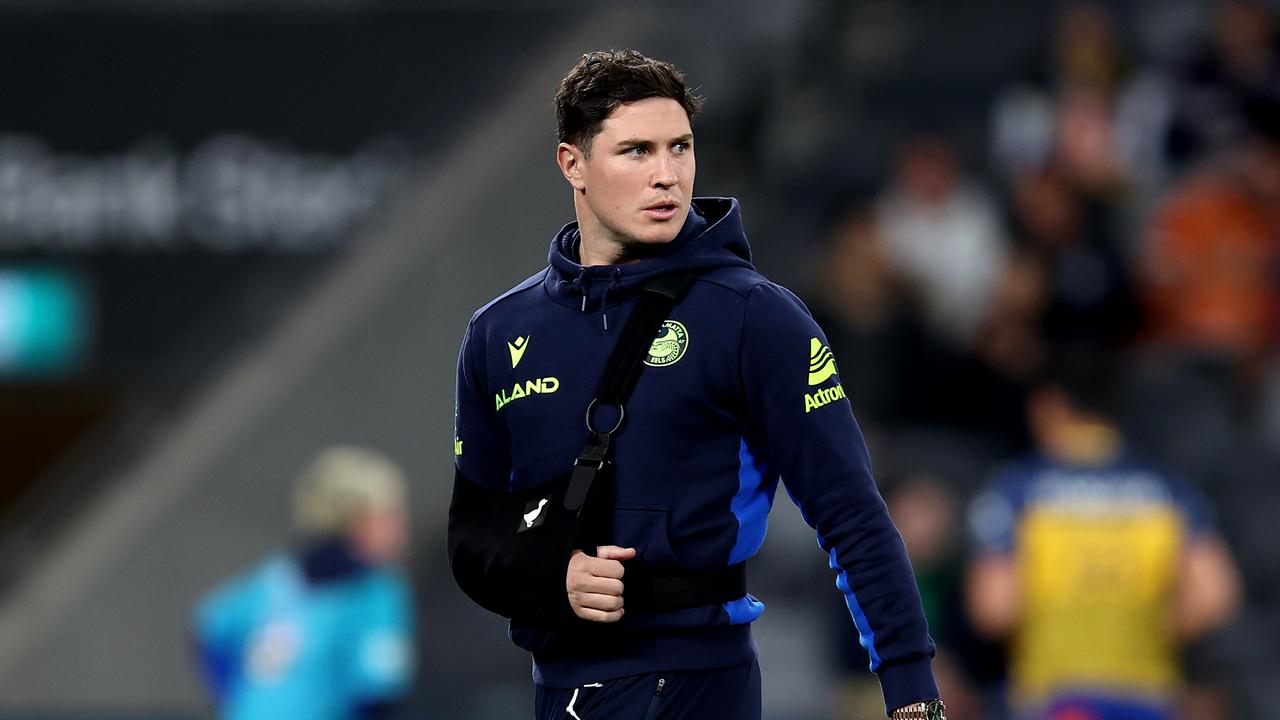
[{"xmin": 557, "ymin": 142, "xmax": 587, "ymax": 192}]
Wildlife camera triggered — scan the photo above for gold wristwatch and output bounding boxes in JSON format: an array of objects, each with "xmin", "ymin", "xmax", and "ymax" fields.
[{"xmin": 891, "ymin": 699, "xmax": 946, "ymax": 720}]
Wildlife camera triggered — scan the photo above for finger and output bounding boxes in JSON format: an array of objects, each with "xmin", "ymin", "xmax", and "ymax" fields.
[
  {"xmin": 595, "ymin": 545, "xmax": 637, "ymax": 561},
  {"xmin": 567, "ymin": 549, "xmax": 590, "ymax": 573},
  {"xmin": 567, "ymin": 575, "xmax": 624, "ymax": 596},
  {"xmin": 581, "ymin": 557, "xmax": 627, "ymax": 580},
  {"xmin": 570, "ymin": 592, "xmax": 625, "ymax": 612},
  {"xmin": 573, "ymin": 606, "xmax": 625, "ymax": 623}
]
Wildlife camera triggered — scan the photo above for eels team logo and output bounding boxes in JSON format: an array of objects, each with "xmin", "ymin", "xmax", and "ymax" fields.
[{"xmin": 644, "ymin": 320, "xmax": 689, "ymax": 367}]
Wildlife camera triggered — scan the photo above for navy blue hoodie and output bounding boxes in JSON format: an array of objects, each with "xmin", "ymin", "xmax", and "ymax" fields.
[{"xmin": 453, "ymin": 198, "xmax": 936, "ymax": 711}]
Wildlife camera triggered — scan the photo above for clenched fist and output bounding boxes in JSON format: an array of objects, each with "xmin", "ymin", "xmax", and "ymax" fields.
[{"xmin": 566, "ymin": 545, "xmax": 635, "ymax": 622}]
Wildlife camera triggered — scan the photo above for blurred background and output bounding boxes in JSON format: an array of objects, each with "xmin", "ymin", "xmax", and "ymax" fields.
[{"xmin": 1, "ymin": 0, "xmax": 1278, "ymax": 718}]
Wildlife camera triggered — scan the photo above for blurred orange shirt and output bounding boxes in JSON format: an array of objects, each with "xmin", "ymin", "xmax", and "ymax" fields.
[{"xmin": 1141, "ymin": 175, "xmax": 1278, "ymax": 357}]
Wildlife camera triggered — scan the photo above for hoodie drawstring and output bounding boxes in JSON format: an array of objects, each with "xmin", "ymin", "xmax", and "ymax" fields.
[
  {"xmin": 600, "ymin": 268, "xmax": 623, "ymax": 332},
  {"xmin": 554, "ymin": 266, "xmax": 630, "ymax": 332},
  {"xmin": 556, "ymin": 268, "xmax": 589, "ymax": 312}
]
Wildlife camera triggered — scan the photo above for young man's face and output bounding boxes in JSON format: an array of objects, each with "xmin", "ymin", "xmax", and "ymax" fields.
[{"xmin": 566, "ymin": 97, "xmax": 696, "ymax": 249}]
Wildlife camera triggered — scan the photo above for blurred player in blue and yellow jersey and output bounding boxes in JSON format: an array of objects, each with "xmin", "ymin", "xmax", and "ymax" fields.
[
  {"xmin": 193, "ymin": 446, "xmax": 415, "ymax": 720},
  {"xmin": 965, "ymin": 350, "xmax": 1241, "ymax": 720}
]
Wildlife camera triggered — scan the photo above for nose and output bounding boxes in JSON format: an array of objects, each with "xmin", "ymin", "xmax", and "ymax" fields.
[{"xmin": 652, "ymin": 154, "xmax": 678, "ymax": 189}]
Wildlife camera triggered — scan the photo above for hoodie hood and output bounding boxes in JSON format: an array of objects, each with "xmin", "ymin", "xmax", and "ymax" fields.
[{"xmin": 545, "ymin": 197, "xmax": 754, "ymax": 313}]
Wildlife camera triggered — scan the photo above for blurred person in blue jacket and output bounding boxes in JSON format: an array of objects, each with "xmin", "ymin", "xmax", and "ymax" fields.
[
  {"xmin": 965, "ymin": 349, "xmax": 1241, "ymax": 720},
  {"xmin": 193, "ymin": 446, "xmax": 415, "ymax": 720}
]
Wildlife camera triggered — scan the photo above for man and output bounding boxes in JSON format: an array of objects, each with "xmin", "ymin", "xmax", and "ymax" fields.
[
  {"xmin": 450, "ymin": 50, "xmax": 941, "ymax": 719},
  {"xmin": 966, "ymin": 351, "xmax": 1241, "ymax": 720},
  {"xmin": 194, "ymin": 446, "xmax": 415, "ymax": 720},
  {"xmin": 1140, "ymin": 94, "xmax": 1280, "ymax": 372}
]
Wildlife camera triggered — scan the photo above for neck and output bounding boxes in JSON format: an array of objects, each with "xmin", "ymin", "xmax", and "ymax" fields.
[
  {"xmin": 578, "ymin": 231, "xmax": 630, "ymax": 266},
  {"xmin": 573, "ymin": 192, "xmax": 646, "ymax": 266},
  {"xmin": 1045, "ymin": 420, "xmax": 1122, "ymax": 465}
]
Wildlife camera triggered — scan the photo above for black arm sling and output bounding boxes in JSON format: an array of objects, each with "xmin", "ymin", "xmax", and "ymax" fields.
[{"xmin": 448, "ymin": 272, "xmax": 747, "ymax": 625}]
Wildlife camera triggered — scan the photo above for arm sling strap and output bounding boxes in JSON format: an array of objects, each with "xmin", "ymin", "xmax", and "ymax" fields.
[{"xmin": 448, "ymin": 272, "xmax": 747, "ymax": 624}]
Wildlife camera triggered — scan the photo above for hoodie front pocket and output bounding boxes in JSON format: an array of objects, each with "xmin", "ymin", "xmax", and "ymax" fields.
[{"xmin": 611, "ymin": 505, "xmax": 675, "ymax": 566}]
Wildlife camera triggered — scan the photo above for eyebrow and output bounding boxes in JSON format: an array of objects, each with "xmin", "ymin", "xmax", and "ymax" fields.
[{"xmin": 615, "ymin": 134, "xmax": 695, "ymax": 148}]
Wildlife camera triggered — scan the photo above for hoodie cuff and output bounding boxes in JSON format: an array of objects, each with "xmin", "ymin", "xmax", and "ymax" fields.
[{"xmin": 877, "ymin": 657, "xmax": 939, "ymax": 717}]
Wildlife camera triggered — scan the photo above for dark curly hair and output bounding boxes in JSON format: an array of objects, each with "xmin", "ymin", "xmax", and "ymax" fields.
[{"xmin": 554, "ymin": 49, "xmax": 702, "ymax": 155}]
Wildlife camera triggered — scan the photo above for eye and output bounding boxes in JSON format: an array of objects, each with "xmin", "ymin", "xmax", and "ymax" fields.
[
  {"xmin": 673, "ymin": 142, "xmax": 690, "ymax": 153},
  {"xmin": 624, "ymin": 146, "xmax": 647, "ymax": 156}
]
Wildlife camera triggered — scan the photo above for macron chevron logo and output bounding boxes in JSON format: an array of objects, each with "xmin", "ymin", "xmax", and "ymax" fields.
[
  {"xmin": 507, "ymin": 336, "xmax": 529, "ymax": 369},
  {"xmin": 807, "ymin": 337, "xmax": 837, "ymax": 386}
]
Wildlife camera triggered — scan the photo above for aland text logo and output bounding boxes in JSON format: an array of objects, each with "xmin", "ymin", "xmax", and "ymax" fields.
[
  {"xmin": 644, "ymin": 320, "xmax": 689, "ymax": 367},
  {"xmin": 808, "ymin": 338, "xmax": 838, "ymax": 385},
  {"xmin": 495, "ymin": 377, "xmax": 559, "ymax": 411}
]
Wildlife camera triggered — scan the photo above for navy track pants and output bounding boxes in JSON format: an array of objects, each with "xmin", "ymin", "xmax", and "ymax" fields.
[{"xmin": 534, "ymin": 660, "xmax": 761, "ymax": 720}]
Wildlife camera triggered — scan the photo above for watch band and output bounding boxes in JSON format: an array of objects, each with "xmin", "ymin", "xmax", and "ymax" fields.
[
  {"xmin": 891, "ymin": 703, "xmax": 927, "ymax": 720},
  {"xmin": 891, "ymin": 699, "xmax": 946, "ymax": 720}
]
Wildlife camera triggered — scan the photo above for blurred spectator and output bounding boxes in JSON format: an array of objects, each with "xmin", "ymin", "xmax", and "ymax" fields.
[
  {"xmin": 990, "ymin": 2, "xmax": 1175, "ymax": 229},
  {"xmin": 965, "ymin": 349, "xmax": 1241, "ymax": 720},
  {"xmin": 885, "ymin": 474, "xmax": 984, "ymax": 720},
  {"xmin": 1005, "ymin": 165, "xmax": 1142, "ymax": 348},
  {"xmin": 832, "ymin": 473, "xmax": 982, "ymax": 720},
  {"xmin": 193, "ymin": 446, "xmax": 415, "ymax": 720},
  {"xmin": 876, "ymin": 133, "xmax": 1011, "ymax": 349},
  {"xmin": 811, "ymin": 202, "xmax": 1028, "ymax": 438},
  {"xmin": 992, "ymin": 3, "xmax": 1136, "ymax": 181},
  {"xmin": 1139, "ymin": 95, "xmax": 1280, "ymax": 377},
  {"xmin": 809, "ymin": 205, "xmax": 928, "ymax": 425},
  {"xmin": 974, "ymin": 248, "xmax": 1049, "ymax": 386},
  {"xmin": 1166, "ymin": 0, "xmax": 1280, "ymax": 170}
]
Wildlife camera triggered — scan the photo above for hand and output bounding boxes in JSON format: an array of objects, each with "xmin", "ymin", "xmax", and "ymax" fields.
[{"xmin": 566, "ymin": 545, "xmax": 635, "ymax": 622}]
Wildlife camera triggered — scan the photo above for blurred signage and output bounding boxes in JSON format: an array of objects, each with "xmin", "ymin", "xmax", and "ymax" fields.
[
  {"xmin": 0, "ymin": 7, "xmax": 556, "ymax": 379},
  {"xmin": 0, "ymin": 134, "xmax": 409, "ymax": 252},
  {"xmin": 0, "ymin": 11, "xmax": 450, "ymax": 256}
]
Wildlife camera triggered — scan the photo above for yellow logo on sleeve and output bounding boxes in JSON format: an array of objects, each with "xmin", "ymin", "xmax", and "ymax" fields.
[
  {"xmin": 804, "ymin": 383, "xmax": 847, "ymax": 413},
  {"xmin": 804, "ymin": 337, "xmax": 845, "ymax": 413},
  {"xmin": 808, "ymin": 338, "xmax": 838, "ymax": 386}
]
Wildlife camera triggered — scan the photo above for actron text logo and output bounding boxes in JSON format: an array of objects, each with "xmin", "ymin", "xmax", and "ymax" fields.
[{"xmin": 804, "ymin": 337, "xmax": 845, "ymax": 413}]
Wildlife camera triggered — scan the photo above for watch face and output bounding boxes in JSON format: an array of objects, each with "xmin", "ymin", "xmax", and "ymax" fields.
[{"xmin": 925, "ymin": 699, "xmax": 947, "ymax": 720}]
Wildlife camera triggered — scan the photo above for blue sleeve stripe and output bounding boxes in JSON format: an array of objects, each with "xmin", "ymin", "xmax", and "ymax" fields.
[
  {"xmin": 783, "ymin": 487, "xmax": 886, "ymax": 672},
  {"xmin": 783, "ymin": 481, "xmax": 885, "ymax": 671},
  {"xmin": 729, "ymin": 439, "xmax": 772, "ymax": 564},
  {"xmin": 827, "ymin": 545, "xmax": 883, "ymax": 671}
]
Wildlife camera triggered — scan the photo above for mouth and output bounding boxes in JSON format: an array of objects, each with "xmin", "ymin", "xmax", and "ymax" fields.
[{"xmin": 642, "ymin": 200, "xmax": 680, "ymax": 221}]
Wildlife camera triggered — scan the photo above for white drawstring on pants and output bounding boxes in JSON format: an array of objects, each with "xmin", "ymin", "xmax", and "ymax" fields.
[{"xmin": 566, "ymin": 682, "xmax": 604, "ymax": 719}]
